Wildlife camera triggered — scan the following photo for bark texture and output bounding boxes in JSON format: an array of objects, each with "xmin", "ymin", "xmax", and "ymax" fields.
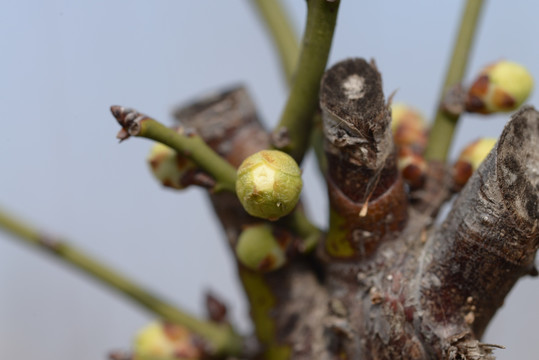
[
  {"xmin": 174, "ymin": 87, "xmax": 332, "ymax": 360},
  {"xmin": 316, "ymin": 60, "xmax": 539, "ymax": 360},
  {"xmin": 172, "ymin": 60, "xmax": 539, "ymax": 360}
]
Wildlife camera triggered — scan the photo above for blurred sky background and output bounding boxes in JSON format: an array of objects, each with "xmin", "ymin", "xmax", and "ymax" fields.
[{"xmin": 1, "ymin": 1, "xmax": 538, "ymax": 359}]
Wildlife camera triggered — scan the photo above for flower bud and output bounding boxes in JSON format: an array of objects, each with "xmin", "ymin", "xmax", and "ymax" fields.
[
  {"xmin": 236, "ymin": 150, "xmax": 302, "ymax": 221},
  {"xmin": 133, "ymin": 322, "xmax": 201, "ymax": 360},
  {"xmin": 466, "ymin": 60, "xmax": 533, "ymax": 114},
  {"xmin": 397, "ymin": 146, "xmax": 427, "ymax": 190},
  {"xmin": 453, "ymin": 138, "xmax": 497, "ymax": 189},
  {"xmin": 391, "ymin": 103, "xmax": 428, "ymax": 154},
  {"xmin": 235, "ymin": 224, "xmax": 287, "ymax": 272},
  {"xmin": 147, "ymin": 143, "xmax": 196, "ymax": 190}
]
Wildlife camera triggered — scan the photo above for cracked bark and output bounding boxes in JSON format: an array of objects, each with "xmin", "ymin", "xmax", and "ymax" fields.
[{"xmin": 317, "ymin": 59, "xmax": 539, "ymax": 360}]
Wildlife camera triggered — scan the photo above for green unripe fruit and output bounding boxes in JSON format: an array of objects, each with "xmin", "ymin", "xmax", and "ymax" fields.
[
  {"xmin": 235, "ymin": 224, "xmax": 286, "ymax": 272},
  {"xmin": 236, "ymin": 150, "xmax": 302, "ymax": 221}
]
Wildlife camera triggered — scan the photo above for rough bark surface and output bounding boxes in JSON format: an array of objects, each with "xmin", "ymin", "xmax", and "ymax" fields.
[
  {"xmin": 175, "ymin": 87, "xmax": 332, "ymax": 360},
  {"xmin": 319, "ymin": 59, "xmax": 408, "ymax": 268},
  {"xmin": 172, "ymin": 60, "xmax": 539, "ymax": 360}
]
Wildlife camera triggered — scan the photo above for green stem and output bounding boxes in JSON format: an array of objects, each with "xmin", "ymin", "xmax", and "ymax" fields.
[
  {"xmin": 0, "ymin": 208, "xmax": 243, "ymax": 356},
  {"xmin": 282, "ymin": 207, "xmax": 322, "ymax": 253},
  {"xmin": 111, "ymin": 106, "xmax": 238, "ymax": 192},
  {"xmin": 272, "ymin": 0, "xmax": 340, "ymax": 164},
  {"xmin": 425, "ymin": 0, "xmax": 485, "ymax": 161},
  {"xmin": 309, "ymin": 110, "xmax": 328, "ymax": 175},
  {"xmin": 251, "ymin": 0, "xmax": 299, "ymax": 86}
]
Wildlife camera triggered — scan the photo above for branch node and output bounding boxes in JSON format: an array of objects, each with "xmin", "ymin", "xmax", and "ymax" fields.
[{"xmin": 110, "ymin": 105, "xmax": 149, "ymax": 140}]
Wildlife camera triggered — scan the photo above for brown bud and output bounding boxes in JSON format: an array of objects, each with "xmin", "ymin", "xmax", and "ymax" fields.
[
  {"xmin": 391, "ymin": 103, "xmax": 428, "ymax": 154},
  {"xmin": 205, "ymin": 292, "xmax": 228, "ymax": 323},
  {"xmin": 397, "ymin": 146, "xmax": 427, "ymax": 190}
]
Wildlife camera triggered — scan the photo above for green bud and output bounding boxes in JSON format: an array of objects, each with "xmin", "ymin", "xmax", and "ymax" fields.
[
  {"xmin": 133, "ymin": 321, "xmax": 201, "ymax": 360},
  {"xmin": 453, "ymin": 138, "xmax": 497, "ymax": 189},
  {"xmin": 147, "ymin": 142, "xmax": 196, "ymax": 190},
  {"xmin": 466, "ymin": 60, "xmax": 534, "ymax": 114},
  {"xmin": 235, "ymin": 224, "xmax": 286, "ymax": 272},
  {"xmin": 236, "ymin": 150, "xmax": 302, "ymax": 220}
]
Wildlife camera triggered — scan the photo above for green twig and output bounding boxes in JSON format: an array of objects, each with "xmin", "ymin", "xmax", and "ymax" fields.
[
  {"xmin": 272, "ymin": 0, "xmax": 340, "ymax": 164},
  {"xmin": 111, "ymin": 105, "xmax": 323, "ymax": 239},
  {"xmin": 251, "ymin": 0, "xmax": 299, "ymax": 86},
  {"xmin": 425, "ymin": 0, "xmax": 485, "ymax": 161},
  {"xmin": 281, "ymin": 206, "xmax": 322, "ymax": 253},
  {"xmin": 309, "ymin": 110, "xmax": 328, "ymax": 175},
  {"xmin": 111, "ymin": 106, "xmax": 237, "ymax": 192},
  {"xmin": 0, "ymin": 207, "xmax": 243, "ymax": 356}
]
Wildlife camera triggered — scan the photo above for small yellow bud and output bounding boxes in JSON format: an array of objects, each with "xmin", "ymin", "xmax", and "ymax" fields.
[
  {"xmin": 133, "ymin": 322, "xmax": 201, "ymax": 360},
  {"xmin": 397, "ymin": 146, "xmax": 427, "ymax": 190},
  {"xmin": 466, "ymin": 60, "xmax": 533, "ymax": 114},
  {"xmin": 391, "ymin": 103, "xmax": 428, "ymax": 153},
  {"xmin": 235, "ymin": 224, "xmax": 287, "ymax": 272},
  {"xmin": 147, "ymin": 143, "xmax": 196, "ymax": 190},
  {"xmin": 236, "ymin": 150, "xmax": 302, "ymax": 221},
  {"xmin": 453, "ymin": 138, "xmax": 497, "ymax": 189}
]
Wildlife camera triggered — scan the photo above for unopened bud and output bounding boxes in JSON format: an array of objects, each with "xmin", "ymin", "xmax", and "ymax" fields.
[
  {"xmin": 397, "ymin": 146, "xmax": 427, "ymax": 190},
  {"xmin": 133, "ymin": 322, "xmax": 201, "ymax": 360},
  {"xmin": 147, "ymin": 143, "xmax": 196, "ymax": 190},
  {"xmin": 391, "ymin": 103, "xmax": 428, "ymax": 154},
  {"xmin": 235, "ymin": 224, "xmax": 287, "ymax": 272},
  {"xmin": 466, "ymin": 60, "xmax": 533, "ymax": 114},
  {"xmin": 236, "ymin": 150, "xmax": 302, "ymax": 221},
  {"xmin": 453, "ymin": 138, "xmax": 497, "ymax": 189}
]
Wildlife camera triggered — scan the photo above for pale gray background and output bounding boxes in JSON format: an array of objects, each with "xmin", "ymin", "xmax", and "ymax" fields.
[{"xmin": 1, "ymin": 1, "xmax": 538, "ymax": 359}]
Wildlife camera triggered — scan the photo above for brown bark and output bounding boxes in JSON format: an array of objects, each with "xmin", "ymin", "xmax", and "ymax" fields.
[
  {"xmin": 174, "ymin": 86, "xmax": 332, "ymax": 360},
  {"xmin": 419, "ymin": 106, "xmax": 539, "ymax": 341},
  {"xmin": 319, "ymin": 59, "xmax": 408, "ymax": 266},
  {"xmin": 315, "ymin": 59, "xmax": 539, "ymax": 360},
  {"xmin": 172, "ymin": 61, "xmax": 539, "ymax": 359}
]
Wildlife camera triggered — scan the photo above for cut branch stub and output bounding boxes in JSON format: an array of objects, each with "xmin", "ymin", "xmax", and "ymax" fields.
[
  {"xmin": 419, "ymin": 106, "xmax": 539, "ymax": 342},
  {"xmin": 319, "ymin": 58, "xmax": 407, "ymax": 260}
]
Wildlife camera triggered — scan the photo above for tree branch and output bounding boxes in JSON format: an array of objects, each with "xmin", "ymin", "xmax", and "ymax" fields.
[
  {"xmin": 272, "ymin": 0, "xmax": 340, "ymax": 163},
  {"xmin": 111, "ymin": 106, "xmax": 237, "ymax": 193},
  {"xmin": 175, "ymin": 86, "xmax": 332, "ymax": 360},
  {"xmin": 420, "ymin": 106, "xmax": 539, "ymax": 339},
  {"xmin": 425, "ymin": 0, "xmax": 485, "ymax": 161},
  {"xmin": 319, "ymin": 58, "xmax": 408, "ymax": 262},
  {"xmin": 250, "ymin": 0, "xmax": 299, "ymax": 85},
  {"xmin": 0, "ymin": 207, "xmax": 243, "ymax": 357}
]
